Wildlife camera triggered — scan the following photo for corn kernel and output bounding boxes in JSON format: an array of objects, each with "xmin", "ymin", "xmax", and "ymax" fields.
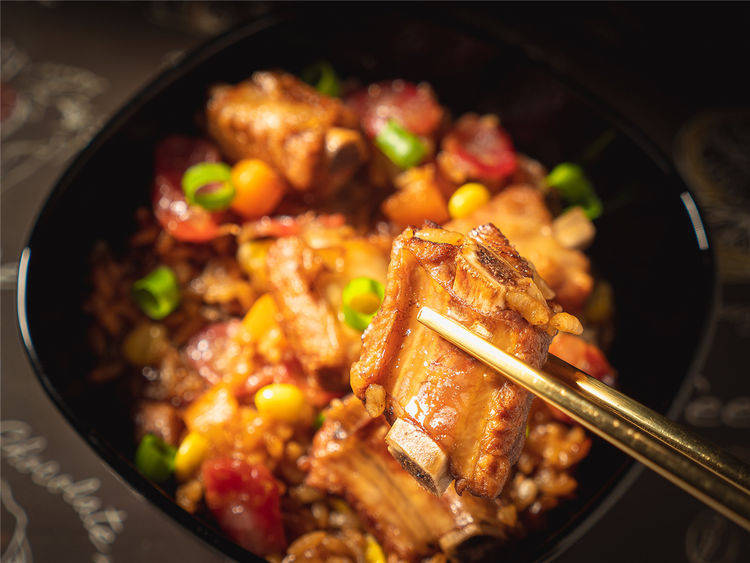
[
  {"xmin": 254, "ymin": 383, "xmax": 306, "ymax": 423},
  {"xmin": 448, "ymin": 182, "xmax": 490, "ymax": 219},
  {"xmin": 174, "ymin": 432, "xmax": 210, "ymax": 481},
  {"xmin": 365, "ymin": 534, "xmax": 386, "ymax": 563}
]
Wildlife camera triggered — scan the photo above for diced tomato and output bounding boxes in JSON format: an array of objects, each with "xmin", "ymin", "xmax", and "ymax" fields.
[
  {"xmin": 184, "ymin": 320, "xmax": 240, "ymax": 385},
  {"xmin": 547, "ymin": 333, "xmax": 616, "ymax": 423},
  {"xmin": 202, "ymin": 458, "xmax": 286, "ymax": 556},
  {"xmin": 439, "ymin": 114, "xmax": 517, "ymax": 185},
  {"xmin": 346, "ymin": 80, "xmax": 444, "ymax": 138},
  {"xmin": 152, "ymin": 136, "xmax": 225, "ymax": 242}
]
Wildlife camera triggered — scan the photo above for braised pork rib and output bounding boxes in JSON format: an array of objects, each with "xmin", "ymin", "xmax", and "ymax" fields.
[
  {"xmin": 306, "ymin": 396, "xmax": 508, "ymax": 561},
  {"xmin": 350, "ymin": 224, "xmax": 581, "ymax": 499},
  {"xmin": 264, "ymin": 224, "xmax": 390, "ymax": 390},
  {"xmin": 207, "ymin": 71, "xmax": 367, "ymax": 196}
]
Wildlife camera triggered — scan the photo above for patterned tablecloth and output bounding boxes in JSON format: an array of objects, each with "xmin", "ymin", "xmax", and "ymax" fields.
[{"xmin": 2, "ymin": 4, "xmax": 748, "ymax": 562}]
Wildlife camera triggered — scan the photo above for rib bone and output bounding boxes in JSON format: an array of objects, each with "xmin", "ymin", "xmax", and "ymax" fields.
[
  {"xmin": 306, "ymin": 396, "xmax": 507, "ymax": 560},
  {"xmin": 386, "ymin": 417, "xmax": 452, "ymax": 496}
]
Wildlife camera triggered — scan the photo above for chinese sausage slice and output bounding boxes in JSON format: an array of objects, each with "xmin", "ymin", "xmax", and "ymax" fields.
[{"xmin": 350, "ymin": 223, "xmax": 582, "ymax": 499}]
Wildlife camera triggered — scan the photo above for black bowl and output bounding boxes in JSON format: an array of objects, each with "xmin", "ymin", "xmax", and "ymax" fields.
[{"xmin": 17, "ymin": 7, "xmax": 717, "ymax": 562}]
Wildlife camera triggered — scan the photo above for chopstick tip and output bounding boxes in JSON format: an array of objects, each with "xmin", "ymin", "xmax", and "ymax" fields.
[{"xmin": 416, "ymin": 306, "xmax": 437, "ymax": 325}]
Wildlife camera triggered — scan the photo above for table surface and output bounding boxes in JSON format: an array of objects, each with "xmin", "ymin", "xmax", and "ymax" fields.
[{"xmin": 2, "ymin": 3, "xmax": 749, "ymax": 562}]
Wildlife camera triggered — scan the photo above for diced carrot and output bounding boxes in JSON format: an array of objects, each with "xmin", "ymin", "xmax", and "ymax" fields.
[
  {"xmin": 230, "ymin": 159, "xmax": 286, "ymax": 219},
  {"xmin": 382, "ymin": 165, "xmax": 449, "ymax": 226},
  {"xmin": 237, "ymin": 294, "xmax": 286, "ymax": 363}
]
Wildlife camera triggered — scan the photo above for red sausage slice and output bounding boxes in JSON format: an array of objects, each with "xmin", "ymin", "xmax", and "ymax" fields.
[
  {"xmin": 152, "ymin": 136, "xmax": 225, "ymax": 242},
  {"xmin": 439, "ymin": 114, "xmax": 517, "ymax": 185},
  {"xmin": 346, "ymin": 80, "xmax": 443, "ymax": 138}
]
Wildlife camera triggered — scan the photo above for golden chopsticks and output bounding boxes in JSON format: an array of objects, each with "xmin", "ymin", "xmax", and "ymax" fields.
[
  {"xmin": 544, "ymin": 354, "xmax": 750, "ymax": 495},
  {"xmin": 417, "ymin": 306, "xmax": 750, "ymax": 532}
]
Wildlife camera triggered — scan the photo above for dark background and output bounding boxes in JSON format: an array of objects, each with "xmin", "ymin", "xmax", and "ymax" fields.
[{"xmin": 2, "ymin": 3, "xmax": 748, "ymax": 562}]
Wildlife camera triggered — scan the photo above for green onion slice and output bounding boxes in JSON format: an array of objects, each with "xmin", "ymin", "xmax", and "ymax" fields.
[
  {"xmin": 132, "ymin": 266, "xmax": 180, "ymax": 320},
  {"xmin": 546, "ymin": 162, "xmax": 603, "ymax": 220},
  {"xmin": 375, "ymin": 120, "xmax": 426, "ymax": 169},
  {"xmin": 313, "ymin": 412, "xmax": 326, "ymax": 430},
  {"xmin": 301, "ymin": 61, "xmax": 340, "ymax": 97},
  {"xmin": 342, "ymin": 277, "xmax": 385, "ymax": 332},
  {"xmin": 181, "ymin": 162, "xmax": 235, "ymax": 211},
  {"xmin": 574, "ymin": 198, "xmax": 603, "ymax": 221},
  {"xmin": 134, "ymin": 434, "xmax": 176, "ymax": 482}
]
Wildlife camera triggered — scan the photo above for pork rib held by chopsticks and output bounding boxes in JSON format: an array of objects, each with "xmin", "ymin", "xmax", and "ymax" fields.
[{"xmin": 350, "ymin": 224, "xmax": 581, "ymax": 498}]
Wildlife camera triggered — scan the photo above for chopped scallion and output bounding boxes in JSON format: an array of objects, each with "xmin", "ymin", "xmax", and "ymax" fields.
[
  {"xmin": 301, "ymin": 61, "xmax": 340, "ymax": 97},
  {"xmin": 182, "ymin": 162, "xmax": 235, "ymax": 211},
  {"xmin": 132, "ymin": 266, "xmax": 180, "ymax": 320},
  {"xmin": 342, "ymin": 277, "xmax": 385, "ymax": 332},
  {"xmin": 546, "ymin": 163, "xmax": 603, "ymax": 220},
  {"xmin": 313, "ymin": 412, "xmax": 326, "ymax": 430},
  {"xmin": 135, "ymin": 434, "xmax": 176, "ymax": 482},
  {"xmin": 375, "ymin": 120, "xmax": 426, "ymax": 169}
]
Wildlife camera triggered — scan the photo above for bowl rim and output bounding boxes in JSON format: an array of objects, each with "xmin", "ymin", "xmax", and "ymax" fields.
[{"xmin": 15, "ymin": 7, "xmax": 719, "ymax": 562}]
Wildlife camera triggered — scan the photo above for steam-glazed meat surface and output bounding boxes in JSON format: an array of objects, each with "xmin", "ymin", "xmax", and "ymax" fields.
[
  {"xmin": 207, "ymin": 71, "xmax": 366, "ymax": 195},
  {"xmin": 351, "ymin": 224, "xmax": 581, "ymax": 498},
  {"xmin": 448, "ymin": 184, "xmax": 593, "ymax": 311},
  {"xmin": 306, "ymin": 396, "xmax": 507, "ymax": 561}
]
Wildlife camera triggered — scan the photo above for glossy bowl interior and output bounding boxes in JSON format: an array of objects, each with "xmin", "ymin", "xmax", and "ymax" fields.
[{"xmin": 18, "ymin": 8, "xmax": 716, "ymax": 562}]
